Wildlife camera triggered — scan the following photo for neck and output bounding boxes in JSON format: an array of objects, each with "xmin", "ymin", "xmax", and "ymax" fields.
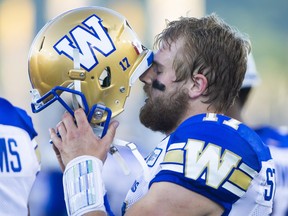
[
  {"xmin": 225, "ymin": 102, "xmax": 243, "ymax": 122},
  {"xmin": 166, "ymin": 102, "xmax": 217, "ymax": 136}
]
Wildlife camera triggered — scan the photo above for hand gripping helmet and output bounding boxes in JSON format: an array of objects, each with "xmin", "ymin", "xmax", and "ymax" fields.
[{"xmin": 28, "ymin": 6, "xmax": 153, "ymax": 128}]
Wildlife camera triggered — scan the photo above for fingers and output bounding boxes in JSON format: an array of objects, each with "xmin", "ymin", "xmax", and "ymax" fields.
[
  {"xmin": 50, "ymin": 128, "xmax": 66, "ymax": 171},
  {"xmin": 50, "ymin": 108, "xmax": 117, "ymax": 166},
  {"xmin": 62, "ymin": 111, "xmax": 77, "ymax": 131},
  {"xmin": 49, "ymin": 128, "xmax": 62, "ymax": 148},
  {"xmin": 50, "ymin": 108, "xmax": 87, "ymax": 148},
  {"xmin": 52, "ymin": 142, "xmax": 65, "ymax": 171},
  {"xmin": 52, "ymin": 141, "xmax": 60, "ymax": 155},
  {"xmin": 102, "ymin": 120, "xmax": 119, "ymax": 146},
  {"xmin": 57, "ymin": 111, "xmax": 78, "ymax": 141},
  {"xmin": 74, "ymin": 108, "xmax": 90, "ymax": 128},
  {"xmin": 56, "ymin": 121, "xmax": 67, "ymax": 138}
]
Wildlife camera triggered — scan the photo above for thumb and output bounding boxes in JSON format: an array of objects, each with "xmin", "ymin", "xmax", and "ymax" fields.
[{"xmin": 102, "ymin": 120, "xmax": 119, "ymax": 146}]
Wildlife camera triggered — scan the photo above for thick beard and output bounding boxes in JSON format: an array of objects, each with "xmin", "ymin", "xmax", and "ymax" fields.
[{"xmin": 139, "ymin": 88, "xmax": 189, "ymax": 134}]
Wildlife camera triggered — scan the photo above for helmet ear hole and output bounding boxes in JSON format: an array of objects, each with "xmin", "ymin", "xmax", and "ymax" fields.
[{"xmin": 99, "ymin": 67, "xmax": 111, "ymax": 88}]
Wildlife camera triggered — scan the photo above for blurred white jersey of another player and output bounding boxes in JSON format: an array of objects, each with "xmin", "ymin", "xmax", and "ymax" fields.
[
  {"xmin": 0, "ymin": 97, "xmax": 41, "ymax": 215},
  {"xmin": 255, "ymin": 126, "xmax": 288, "ymax": 216}
]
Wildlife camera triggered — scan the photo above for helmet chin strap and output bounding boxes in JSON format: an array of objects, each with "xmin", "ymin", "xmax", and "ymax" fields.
[
  {"xmin": 112, "ymin": 138, "xmax": 150, "ymax": 182},
  {"xmin": 73, "ymin": 48, "xmax": 85, "ymax": 109}
]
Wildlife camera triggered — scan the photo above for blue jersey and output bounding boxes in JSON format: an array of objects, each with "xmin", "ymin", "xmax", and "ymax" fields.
[
  {"xmin": 123, "ymin": 113, "xmax": 275, "ymax": 215},
  {"xmin": 0, "ymin": 97, "xmax": 41, "ymax": 215},
  {"xmin": 0, "ymin": 98, "xmax": 37, "ymax": 139},
  {"xmin": 255, "ymin": 126, "xmax": 288, "ymax": 216}
]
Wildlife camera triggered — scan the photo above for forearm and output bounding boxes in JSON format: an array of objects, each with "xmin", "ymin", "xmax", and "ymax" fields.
[{"xmin": 63, "ymin": 156, "xmax": 107, "ymax": 216}]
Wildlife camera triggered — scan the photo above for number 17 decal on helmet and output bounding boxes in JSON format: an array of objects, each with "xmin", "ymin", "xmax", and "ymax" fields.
[{"xmin": 28, "ymin": 6, "xmax": 153, "ymax": 126}]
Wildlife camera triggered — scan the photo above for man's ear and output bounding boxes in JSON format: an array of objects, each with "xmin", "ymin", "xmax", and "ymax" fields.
[{"xmin": 188, "ymin": 74, "xmax": 208, "ymax": 99}]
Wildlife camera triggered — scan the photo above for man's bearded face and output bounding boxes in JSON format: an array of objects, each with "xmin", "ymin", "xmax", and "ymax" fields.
[{"xmin": 139, "ymin": 80, "xmax": 189, "ymax": 134}]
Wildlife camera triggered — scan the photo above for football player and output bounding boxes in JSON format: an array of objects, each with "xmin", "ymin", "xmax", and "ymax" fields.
[
  {"xmin": 29, "ymin": 7, "xmax": 276, "ymax": 216},
  {"xmin": 227, "ymin": 54, "xmax": 288, "ymax": 216},
  {"xmin": 0, "ymin": 97, "xmax": 41, "ymax": 215}
]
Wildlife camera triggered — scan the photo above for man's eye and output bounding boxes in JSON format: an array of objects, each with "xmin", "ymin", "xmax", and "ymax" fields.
[{"xmin": 151, "ymin": 63, "xmax": 162, "ymax": 75}]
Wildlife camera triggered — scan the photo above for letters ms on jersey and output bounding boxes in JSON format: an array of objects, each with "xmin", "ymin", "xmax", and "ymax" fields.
[{"xmin": 0, "ymin": 138, "xmax": 21, "ymax": 172}]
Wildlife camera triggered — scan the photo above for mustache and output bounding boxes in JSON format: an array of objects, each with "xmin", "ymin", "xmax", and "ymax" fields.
[{"xmin": 152, "ymin": 80, "xmax": 166, "ymax": 91}]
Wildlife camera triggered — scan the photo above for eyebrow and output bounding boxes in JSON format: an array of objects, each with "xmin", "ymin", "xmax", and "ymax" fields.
[{"xmin": 153, "ymin": 60, "xmax": 165, "ymax": 70}]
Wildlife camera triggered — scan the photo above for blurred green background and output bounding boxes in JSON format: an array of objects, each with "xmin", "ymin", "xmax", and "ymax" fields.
[{"xmin": 206, "ymin": 0, "xmax": 288, "ymax": 127}]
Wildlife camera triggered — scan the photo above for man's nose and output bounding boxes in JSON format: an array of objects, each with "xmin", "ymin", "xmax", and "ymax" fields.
[{"xmin": 139, "ymin": 66, "xmax": 156, "ymax": 85}]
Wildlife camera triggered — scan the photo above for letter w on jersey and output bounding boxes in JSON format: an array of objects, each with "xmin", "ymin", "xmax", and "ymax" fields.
[
  {"xmin": 162, "ymin": 139, "xmax": 258, "ymax": 197},
  {"xmin": 54, "ymin": 14, "xmax": 116, "ymax": 71},
  {"xmin": 185, "ymin": 139, "xmax": 242, "ymax": 189}
]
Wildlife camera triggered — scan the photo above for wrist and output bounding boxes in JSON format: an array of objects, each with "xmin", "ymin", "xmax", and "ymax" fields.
[{"xmin": 63, "ymin": 155, "xmax": 106, "ymax": 216}]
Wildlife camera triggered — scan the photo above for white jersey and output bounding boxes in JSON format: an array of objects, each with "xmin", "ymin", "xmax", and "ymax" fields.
[
  {"xmin": 122, "ymin": 113, "xmax": 275, "ymax": 215},
  {"xmin": 122, "ymin": 136, "xmax": 169, "ymax": 210},
  {"xmin": 269, "ymin": 145, "xmax": 288, "ymax": 216},
  {"xmin": 0, "ymin": 98, "xmax": 41, "ymax": 216},
  {"xmin": 255, "ymin": 126, "xmax": 288, "ymax": 216}
]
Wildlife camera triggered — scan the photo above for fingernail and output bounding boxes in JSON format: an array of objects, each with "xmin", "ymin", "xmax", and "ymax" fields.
[
  {"xmin": 114, "ymin": 121, "xmax": 119, "ymax": 128},
  {"xmin": 56, "ymin": 121, "xmax": 62, "ymax": 127}
]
